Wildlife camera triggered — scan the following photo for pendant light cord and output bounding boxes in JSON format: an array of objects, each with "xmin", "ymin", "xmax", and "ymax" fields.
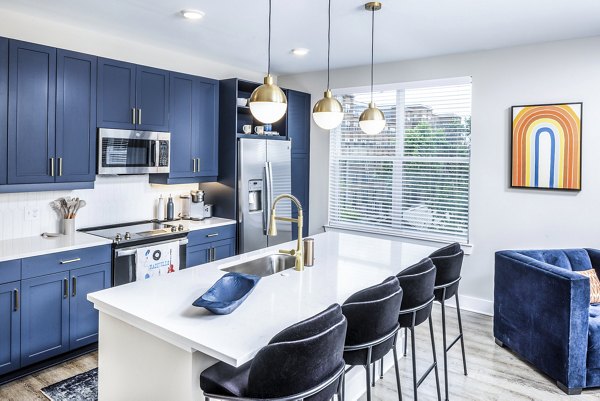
[
  {"xmin": 327, "ymin": 0, "xmax": 332, "ymax": 90},
  {"xmin": 370, "ymin": 6, "xmax": 374, "ymax": 104},
  {"xmin": 268, "ymin": 0, "xmax": 272, "ymax": 76}
]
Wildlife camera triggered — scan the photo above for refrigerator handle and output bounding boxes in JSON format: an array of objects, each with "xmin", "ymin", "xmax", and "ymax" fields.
[{"xmin": 264, "ymin": 161, "xmax": 273, "ymax": 235}]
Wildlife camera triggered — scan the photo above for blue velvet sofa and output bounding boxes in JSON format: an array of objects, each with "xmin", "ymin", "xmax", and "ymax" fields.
[{"xmin": 494, "ymin": 248, "xmax": 600, "ymax": 394}]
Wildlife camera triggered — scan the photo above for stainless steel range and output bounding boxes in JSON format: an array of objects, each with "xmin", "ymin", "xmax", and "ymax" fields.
[{"xmin": 80, "ymin": 220, "xmax": 188, "ymax": 286}]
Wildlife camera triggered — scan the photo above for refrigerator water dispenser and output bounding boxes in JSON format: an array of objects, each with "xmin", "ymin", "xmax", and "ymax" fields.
[{"xmin": 248, "ymin": 179, "xmax": 263, "ymax": 212}]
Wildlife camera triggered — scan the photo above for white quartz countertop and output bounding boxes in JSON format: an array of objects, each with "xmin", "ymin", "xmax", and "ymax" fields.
[
  {"xmin": 0, "ymin": 232, "xmax": 112, "ymax": 262},
  {"xmin": 88, "ymin": 231, "xmax": 437, "ymax": 367},
  {"xmin": 169, "ymin": 217, "xmax": 236, "ymax": 232}
]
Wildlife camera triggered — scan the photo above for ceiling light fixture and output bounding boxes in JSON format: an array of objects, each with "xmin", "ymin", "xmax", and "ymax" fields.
[
  {"xmin": 312, "ymin": 0, "xmax": 344, "ymax": 131},
  {"xmin": 359, "ymin": 2, "xmax": 385, "ymax": 135},
  {"xmin": 180, "ymin": 9, "xmax": 205, "ymax": 20},
  {"xmin": 249, "ymin": 0, "xmax": 287, "ymax": 124},
  {"xmin": 291, "ymin": 48, "xmax": 310, "ymax": 56}
]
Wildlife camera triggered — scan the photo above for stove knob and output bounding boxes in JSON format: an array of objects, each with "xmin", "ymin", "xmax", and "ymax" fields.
[
  {"xmin": 124, "ymin": 232, "xmax": 131, "ymax": 240},
  {"xmin": 115, "ymin": 233, "xmax": 122, "ymax": 242},
  {"xmin": 178, "ymin": 224, "xmax": 184, "ymax": 231},
  {"xmin": 171, "ymin": 226, "xmax": 177, "ymax": 232}
]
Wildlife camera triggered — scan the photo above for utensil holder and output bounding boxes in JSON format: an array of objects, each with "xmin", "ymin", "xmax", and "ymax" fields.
[{"xmin": 62, "ymin": 218, "xmax": 75, "ymax": 236}]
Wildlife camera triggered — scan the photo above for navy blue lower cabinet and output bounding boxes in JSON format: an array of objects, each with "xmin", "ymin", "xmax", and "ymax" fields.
[
  {"xmin": 213, "ymin": 238, "xmax": 235, "ymax": 261},
  {"xmin": 20, "ymin": 272, "xmax": 70, "ymax": 367},
  {"xmin": 0, "ymin": 37, "xmax": 8, "ymax": 185},
  {"xmin": 56, "ymin": 50, "xmax": 97, "ymax": 183},
  {"xmin": 187, "ymin": 243, "xmax": 212, "ymax": 267},
  {"xmin": 0, "ymin": 281, "xmax": 20, "ymax": 375},
  {"xmin": 69, "ymin": 263, "xmax": 111, "ymax": 350}
]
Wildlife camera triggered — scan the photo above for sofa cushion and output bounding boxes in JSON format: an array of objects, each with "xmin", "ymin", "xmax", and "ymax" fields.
[
  {"xmin": 575, "ymin": 269, "xmax": 600, "ymax": 304},
  {"xmin": 588, "ymin": 304, "xmax": 600, "ymax": 369},
  {"xmin": 518, "ymin": 249, "xmax": 593, "ymax": 271}
]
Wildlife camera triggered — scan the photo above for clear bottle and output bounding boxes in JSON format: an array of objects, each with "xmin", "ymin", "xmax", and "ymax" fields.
[{"xmin": 157, "ymin": 195, "xmax": 165, "ymax": 221}]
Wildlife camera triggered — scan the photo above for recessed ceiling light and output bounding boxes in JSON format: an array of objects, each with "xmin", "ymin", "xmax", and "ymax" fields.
[
  {"xmin": 291, "ymin": 48, "xmax": 310, "ymax": 56},
  {"xmin": 181, "ymin": 9, "xmax": 205, "ymax": 20}
]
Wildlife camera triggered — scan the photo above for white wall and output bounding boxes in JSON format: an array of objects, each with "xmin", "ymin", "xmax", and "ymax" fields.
[
  {"xmin": 279, "ymin": 36, "xmax": 600, "ymax": 307},
  {"xmin": 0, "ymin": 8, "xmax": 265, "ymax": 241}
]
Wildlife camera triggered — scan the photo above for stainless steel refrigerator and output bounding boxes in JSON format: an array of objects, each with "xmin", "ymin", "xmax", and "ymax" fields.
[{"xmin": 238, "ymin": 138, "xmax": 292, "ymax": 253}]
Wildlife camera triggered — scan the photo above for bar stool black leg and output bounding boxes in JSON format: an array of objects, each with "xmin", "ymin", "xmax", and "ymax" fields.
[
  {"xmin": 455, "ymin": 292, "xmax": 468, "ymax": 376},
  {"xmin": 441, "ymin": 296, "xmax": 449, "ymax": 401},
  {"xmin": 392, "ymin": 334, "xmax": 403, "ymax": 401},
  {"xmin": 428, "ymin": 315, "xmax": 442, "ymax": 401},
  {"xmin": 410, "ymin": 326, "xmax": 418, "ymax": 401},
  {"xmin": 380, "ymin": 357, "xmax": 384, "ymax": 380},
  {"xmin": 371, "ymin": 362, "xmax": 376, "ymax": 387},
  {"xmin": 364, "ymin": 364, "xmax": 372, "ymax": 401},
  {"xmin": 403, "ymin": 327, "xmax": 408, "ymax": 357}
]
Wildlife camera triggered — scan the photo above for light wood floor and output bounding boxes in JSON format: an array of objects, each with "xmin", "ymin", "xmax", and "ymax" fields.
[{"xmin": 1, "ymin": 306, "xmax": 599, "ymax": 401}]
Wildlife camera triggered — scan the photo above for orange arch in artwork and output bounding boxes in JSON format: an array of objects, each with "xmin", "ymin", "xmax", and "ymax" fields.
[{"xmin": 512, "ymin": 105, "xmax": 581, "ymax": 189}]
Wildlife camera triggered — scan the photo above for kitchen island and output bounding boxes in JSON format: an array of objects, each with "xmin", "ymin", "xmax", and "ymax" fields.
[{"xmin": 88, "ymin": 231, "xmax": 437, "ymax": 401}]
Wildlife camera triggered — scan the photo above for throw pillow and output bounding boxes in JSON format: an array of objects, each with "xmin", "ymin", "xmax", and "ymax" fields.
[{"xmin": 575, "ymin": 269, "xmax": 600, "ymax": 304}]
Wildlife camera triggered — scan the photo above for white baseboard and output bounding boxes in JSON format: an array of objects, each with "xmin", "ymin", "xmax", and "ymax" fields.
[{"xmin": 443, "ymin": 294, "xmax": 494, "ymax": 316}]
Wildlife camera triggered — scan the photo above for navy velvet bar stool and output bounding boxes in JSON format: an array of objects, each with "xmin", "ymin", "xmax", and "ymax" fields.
[
  {"xmin": 429, "ymin": 243, "xmax": 467, "ymax": 401},
  {"xmin": 341, "ymin": 276, "xmax": 404, "ymax": 401},
  {"xmin": 397, "ymin": 258, "xmax": 441, "ymax": 401},
  {"xmin": 200, "ymin": 304, "xmax": 347, "ymax": 401}
]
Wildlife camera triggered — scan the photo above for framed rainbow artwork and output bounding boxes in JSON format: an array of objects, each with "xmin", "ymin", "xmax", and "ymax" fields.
[{"xmin": 511, "ymin": 102, "xmax": 582, "ymax": 191}]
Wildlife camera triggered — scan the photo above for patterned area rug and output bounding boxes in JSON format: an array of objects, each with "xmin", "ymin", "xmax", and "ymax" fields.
[{"xmin": 41, "ymin": 368, "xmax": 98, "ymax": 401}]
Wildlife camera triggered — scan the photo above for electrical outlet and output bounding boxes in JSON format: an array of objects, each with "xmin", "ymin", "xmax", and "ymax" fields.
[{"xmin": 24, "ymin": 206, "xmax": 40, "ymax": 221}]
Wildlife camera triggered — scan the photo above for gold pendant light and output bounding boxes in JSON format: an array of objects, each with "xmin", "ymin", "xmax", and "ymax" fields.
[
  {"xmin": 312, "ymin": 0, "xmax": 344, "ymax": 130},
  {"xmin": 359, "ymin": 2, "xmax": 385, "ymax": 135},
  {"xmin": 249, "ymin": 0, "xmax": 288, "ymax": 124}
]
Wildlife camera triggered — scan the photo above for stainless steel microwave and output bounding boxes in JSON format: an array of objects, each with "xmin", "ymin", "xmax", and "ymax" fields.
[{"xmin": 98, "ymin": 128, "xmax": 170, "ymax": 175}]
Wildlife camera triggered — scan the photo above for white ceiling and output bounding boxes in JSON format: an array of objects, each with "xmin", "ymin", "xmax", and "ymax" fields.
[{"xmin": 1, "ymin": 0, "xmax": 600, "ymax": 75}]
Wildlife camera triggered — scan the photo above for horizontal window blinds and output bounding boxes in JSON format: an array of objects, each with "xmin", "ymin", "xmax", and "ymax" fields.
[{"xmin": 329, "ymin": 81, "xmax": 472, "ymax": 243}]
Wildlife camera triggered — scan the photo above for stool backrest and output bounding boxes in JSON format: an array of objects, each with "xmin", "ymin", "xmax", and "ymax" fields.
[
  {"xmin": 396, "ymin": 258, "xmax": 436, "ymax": 328},
  {"xmin": 247, "ymin": 304, "xmax": 347, "ymax": 401},
  {"xmin": 430, "ymin": 243, "xmax": 464, "ymax": 301},
  {"xmin": 342, "ymin": 277, "xmax": 402, "ymax": 363}
]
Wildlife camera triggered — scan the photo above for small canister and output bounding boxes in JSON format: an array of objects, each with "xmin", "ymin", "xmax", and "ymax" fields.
[{"xmin": 303, "ymin": 238, "xmax": 315, "ymax": 267}]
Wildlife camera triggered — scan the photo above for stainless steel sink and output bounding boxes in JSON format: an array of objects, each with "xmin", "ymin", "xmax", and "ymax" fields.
[{"xmin": 222, "ymin": 254, "xmax": 296, "ymax": 277}]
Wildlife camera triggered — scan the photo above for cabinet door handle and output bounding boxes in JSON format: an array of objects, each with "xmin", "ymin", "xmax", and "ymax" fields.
[
  {"xmin": 209, "ymin": 248, "xmax": 214, "ymax": 262},
  {"xmin": 60, "ymin": 258, "xmax": 81, "ymax": 264},
  {"xmin": 63, "ymin": 278, "xmax": 69, "ymax": 299},
  {"xmin": 132, "ymin": 108, "xmax": 137, "ymax": 124},
  {"xmin": 50, "ymin": 157, "xmax": 55, "ymax": 177},
  {"xmin": 138, "ymin": 108, "xmax": 142, "ymax": 125},
  {"xmin": 72, "ymin": 276, "xmax": 77, "ymax": 297},
  {"xmin": 206, "ymin": 233, "xmax": 219, "ymax": 238},
  {"xmin": 58, "ymin": 157, "xmax": 63, "ymax": 177},
  {"xmin": 197, "ymin": 158, "xmax": 201, "ymax": 172},
  {"xmin": 13, "ymin": 289, "xmax": 19, "ymax": 312},
  {"xmin": 193, "ymin": 158, "xmax": 197, "ymax": 173}
]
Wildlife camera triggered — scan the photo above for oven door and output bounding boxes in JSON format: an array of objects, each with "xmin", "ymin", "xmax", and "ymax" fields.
[
  {"xmin": 112, "ymin": 238, "xmax": 188, "ymax": 287},
  {"xmin": 98, "ymin": 128, "xmax": 170, "ymax": 175}
]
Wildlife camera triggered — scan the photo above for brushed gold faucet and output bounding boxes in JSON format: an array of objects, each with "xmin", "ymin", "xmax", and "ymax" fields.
[{"xmin": 268, "ymin": 194, "xmax": 304, "ymax": 271}]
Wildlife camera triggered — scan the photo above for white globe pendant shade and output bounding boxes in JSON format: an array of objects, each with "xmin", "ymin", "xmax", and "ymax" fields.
[
  {"xmin": 312, "ymin": 90, "xmax": 344, "ymax": 130},
  {"xmin": 359, "ymin": 102, "xmax": 386, "ymax": 135},
  {"xmin": 249, "ymin": 75, "xmax": 288, "ymax": 123}
]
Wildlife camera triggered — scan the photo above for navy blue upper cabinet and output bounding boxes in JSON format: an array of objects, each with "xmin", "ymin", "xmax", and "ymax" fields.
[
  {"xmin": 97, "ymin": 58, "xmax": 136, "ymax": 130},
  {"xmin": 0, "ymin": 38, "xmax": 7, "ymax": 185},
  {"xmin": 0, "ymin": 281, "xmax": 20, "ymax": 375},
  {"xmin": 166, "ymin": 72, "xmax": 196, "ymax": 178},
  {"xmin": 20, "ymin": 272, "xmax": 70, "ymax": 367},
  {"xmin": 7, "ymin": 41, "xmax": 56, "ymax": 184},
  {"xmin": 195, "ymin": 77, "xmax": 219, "ymax": 177},
  {"xmin": 150, "ymin": 73, "xmax": 218, "ymax": 184},
  {"xmin": 136, "ymin": 65, "xmax": 169, "ymax": 131},
  {"xmin": 97, "ymin": 58, "xmax": 169, "ymax": 131},
  {"xmin": 56, "ymin": 50, "xmax": 97, "ymax": 183},
  {"xmin": 69, "ymin": 263, "xmax": 110, "ymax": 349},
  {"xmin": 287, "ymin": 90, "xmax": 311, "ymax": 155}
]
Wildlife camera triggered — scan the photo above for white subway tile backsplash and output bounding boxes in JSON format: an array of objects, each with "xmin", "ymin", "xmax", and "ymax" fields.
[{"xmin": 0, "ymin": 175, "xmax": 198, "ymax": 241}]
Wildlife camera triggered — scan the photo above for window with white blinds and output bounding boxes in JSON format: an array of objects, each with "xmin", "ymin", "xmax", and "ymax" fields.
[{"xmin": 329, "ymin": 78, "xmax": 472, "ymax": 243}]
